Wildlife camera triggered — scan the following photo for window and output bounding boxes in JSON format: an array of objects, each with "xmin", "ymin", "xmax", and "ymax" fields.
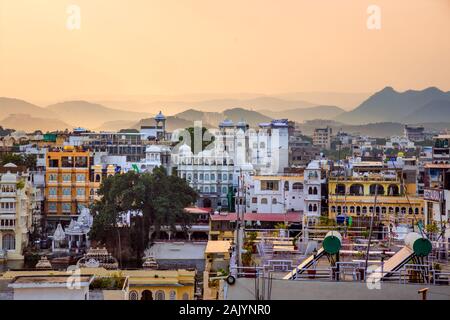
[
  {"xmin": 211, "ymin": 186, "xmax": 216, "ymax": 193},
  {"xmin": 169, "ymin": 290, "xmax": 176, "ymax": 300},
  {"xmin": 210, "ymin": 174, "xmax": 215, "ymax": 181},
  {"xmin": 313, "ymin": 204, "xmax": 317, "ymax": 211},
  {"xmin": 284, "ymin": 181, "xmax": 289, "ymax": 191},
  {"xmin": 62, "ymin": 188, "xmax": 71, "ymax": 196},
  {"xmin": 155, "ymin": 290, "xmax": 165, "ymax": 300},
  {"xmin": 223, "ymin": 174, "xmax": 227, "ymax": 181},
  {"xmin": 182, "ymin": 293, "xmax": 189, "ymax": 300},
  {"xmin": 252, "ymin": 197, "xmax": 257, "ymax": 203},
  {"xmin": 62, "ymin": 174, "xmax": 71, "ymax": 182},
  {"xmin": 48, "ymin": 174, "xmax": 58, "ymax": 182},
  {"xmin": 199, "ymin": 174, "xmax": 204, "ymax": 180},
  {"xmin": 2, "ymin": 234, "xmax": 15, "ymax": 250},
  {"xmin": 261, "ymin": 180, "xmax": 279, "ymax": 191},
  {"xmin": 49, "ymin": 188, "xmax": 57, "ymax": 196},
  {"xmin": 129, "ymin": 291, "xmax": 138, "ymax": 300},
  {"xmin": 272, "ymin": 198, "xmax": 277, "ymax": 205},
  {"xmin": 48, "ymin": 203, "xmax": 57, "ymax": 212},
  {"xmin": 76, "ymin": 174, "xmax": 85, "ymax": 182},
  {"xmin": 77, "ymin": 188, "xmax": 85, "ymax": 196},
  {"xmin": 62, "ymin": 203, "xmax": 71, "ymax": 213},
  {"xmin": 292, "ymin": 183, "xmax": 303, "ymax": 191},
  {"xmin": 261, "ymin": 198, "xmax": 268, "ymax": 204}
]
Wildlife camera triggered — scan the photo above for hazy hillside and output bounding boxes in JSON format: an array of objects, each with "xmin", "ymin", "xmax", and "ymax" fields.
[
  {"xmin": 260, "ymin": 105, "xmax": 345, "ymax": 122},
  {"xmin": 95, "ymin": 120, "xmax": 138, "ymax": 132},
  {"xmin": 0, "ymin": 97, "xmax": 56, "ymax": 119},
  {"xmin": 0, "ymin": 114, "xmax": 70, "ymax": 132},
  {"xmin": 47, "ymin": 101, "xmax": 152, "ymax": 129},
  {"xmin": 174, "ymin": 108, "xmax": 272, "ymax": 128},
  {"xmin": 405, "ymin": 100, "xmax": 450, "ymax": 123},
  {"xmin": 273, "ymin": 92, "xmax": 370, "ymax": 110},
  {"xmin": 336, "ymin": 87, "xmax": 450, "ymax": 124}
]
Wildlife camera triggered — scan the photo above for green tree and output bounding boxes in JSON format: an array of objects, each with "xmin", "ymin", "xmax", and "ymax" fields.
[{"xmin": 89, "ymin": 167, "xmax": 198, "ymax": 262}]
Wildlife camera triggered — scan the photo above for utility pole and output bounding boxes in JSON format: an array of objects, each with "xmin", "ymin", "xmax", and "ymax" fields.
[{"xmin": 365, "ymin": 183, "xmax": 379, "ymax": 274}]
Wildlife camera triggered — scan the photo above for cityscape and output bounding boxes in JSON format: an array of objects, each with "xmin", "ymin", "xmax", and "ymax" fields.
[{"xmin": 0, "ymin": 0, "xmax": 449, "ymax": 304}]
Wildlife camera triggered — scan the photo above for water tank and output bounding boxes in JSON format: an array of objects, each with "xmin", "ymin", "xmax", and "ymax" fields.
[
  {"xmin": 405, "ymin": 232, "xmax": 432, "ymax": 257},
  {"xmin": 323, "ymin": 231, "xmax": 342, "ymax": 255}
]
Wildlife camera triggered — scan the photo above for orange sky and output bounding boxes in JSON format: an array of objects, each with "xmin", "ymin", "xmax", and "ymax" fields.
[{"xmin": 0, "ymin": 0, "xmax": 449, "ymax": 105}]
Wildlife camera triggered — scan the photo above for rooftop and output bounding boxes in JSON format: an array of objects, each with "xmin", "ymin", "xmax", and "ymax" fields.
[{"xmin": 205, "ymin": 240, "xmax": 232, "ymax": 254}]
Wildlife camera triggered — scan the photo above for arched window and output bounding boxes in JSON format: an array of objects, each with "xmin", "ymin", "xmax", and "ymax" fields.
[
  {"xmin": 95, "ymin": 174, "xmax": 101, "ymax": 182},
  {"xmin": 335, "ymin": 184, "xmax": 346, "ymax": 195},
  {"xmin": 141, "ymin": 290, "xmax": 153, "ymax": 300},
  {"xmin": 331, "ymin": 206, "xmax": 336, "ymax": 213},
  {"xmin": 272, "ymin": 198, "xmax": 277, "ymax": 205},
  {"xmin": 3, "ymin": 234, "xmax": 15, "ymax": 250},
  {"xmin": 382, "ymin": 207, "xmax": 387, "ymax": 214},
  {"xmin": 349, "ymin": 184, "xmax": 364, "ymax": 196},
  {"xmin": 284, "ymin": 181, "xmax": 289, "ymax": 191},
  {"xmin": 387, "ymin": 184, "xmax": 400, "ymax": 196},
  {"xmin": 308, "ymin": 204, "xmax": 313, "ymax": 212},
  {"xmin": 401, "ymin": 207, "xmax": 406, "ymax": 214},
  {"xmin": 415, "ymin": 208, "xmax": 419, "ymax": 215},
  {"xmin": 337, "ymin": 206, "xmax": 342, "ymax": 214},
  {"xmin": 362, "ymin": 207, "xmax": 367, "ymax": 214},
  {"xmin": 182, "ymin": 293, "xmax": 189, "ymax": 300},
  {"xmin": 313, "ymin": 187, "xmax": 318, "ymax": 195},
  {"xmin": 313, "ymin": 204, "xmax": 317, "ymax": 212},
  {"xmin": 261, "ymin": 198, "xmax": 268, "ymax": 204},
  {"xmin": 155, "ymin": 290, "xmax": 165, "ymax": 300},
  {"xmin": 129, "ymin": 291, "xmax": 138, "ymax": 300},
  {"xmin": 408, "ymin": 208, "xmax": 413, "ymax": 215},
  {"xmin": 369, "ymin": 184, "xmax": 384, "ymax": 196},
  {"xmin": 169, "ymin": 290, "xmax": 176, "ymax": 300},
  {"xmin": 292, "ymin": 183, "xmax": 303, "ymax": 191},
  {"xmin": 350, "ymin": 206, "xmax": 355, "ymax": 213},
  {"xmin": 308, "ymin": 187, "xmax": 313, "ymax": 195},
  {"xmin": 356, "ymin": 206, "xmax": 361, "ymax": 215}
]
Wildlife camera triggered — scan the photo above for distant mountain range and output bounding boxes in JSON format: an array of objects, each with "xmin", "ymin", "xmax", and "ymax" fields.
[
  {"xmin": 1, "ymin": 86, "xmax": 450, "ymax": 132},
  {"xmin": 335, "ymin": 87, "xmax": 450, "ymax": 124},
  {"xmin": 260, "ymin": 105, "xmax": 345, "ymax": 122}
]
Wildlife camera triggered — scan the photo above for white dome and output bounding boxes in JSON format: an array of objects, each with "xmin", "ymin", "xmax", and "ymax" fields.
[
  {"xmin": 146, "ymin": 145, "xmax": 162, "ymax": 153},
  {"xmin": 178, "ymin": 144, "xmax": 192, "ymax": 155},
  {"xmin": 1, "ymin": 172, "xmax": 17, "ymax": 183},
  {"xmin": 3, "ymin": 163, "xmax": 17, "ymax": 168}
]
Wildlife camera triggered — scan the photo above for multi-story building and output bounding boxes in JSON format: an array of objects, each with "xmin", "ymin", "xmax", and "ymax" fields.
[
  {"xmin": 244, "ymin": 175, "xmax": 304, "ymax": 214},
  {"xmin": 313, "ymin": 127, "xmax": 332, "ymax": 150},
  {"xmin": 404, "ymin": 125, "xmax": 425, "ymax": 142},
  {"xmin": 0, "ymin": 164, "xmax": 35, "ymax": 260},
  {"xmin": 303, "ymin": 160, "xmax": 330, "ymax": 226},
  {"xmin": 423, "ymin": 134, "xmax": 450, "ymax": 242},
  {"xmin": 81, "ymin": 132, "xmax": 145, "ymax": 162},
  {"xmin": 328, "ymin": 161, "xmax": 424, "ymax": 226},
  {"xmin": 45, "ymin": 147, "xmax": 92, "ymax": 228}
]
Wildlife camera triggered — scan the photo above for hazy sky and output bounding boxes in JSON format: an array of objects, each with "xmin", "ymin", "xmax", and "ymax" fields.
[{"xmin": 0, "ymin": 0, "xmax": 449, "ymax": 105}]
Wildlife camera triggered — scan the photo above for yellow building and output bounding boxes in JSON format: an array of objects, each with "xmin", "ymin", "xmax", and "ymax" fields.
[
  {"xmin": 328, "ymin": 171, "xmax": 424, "ymax": 225},
  {"xmin": 45, "ymin": 148, "xmax": 92, "ymax": 225},
  {"xmin": 203, "ymin": 240, "xmax": 231, "ymax": 300},
  {"xmin": 2, "ymin": 268, "xmax": 196, "ymax": 300},
  {"xmin": 124, "ymin": 269, "xmax": 195, "ymax": 300}
]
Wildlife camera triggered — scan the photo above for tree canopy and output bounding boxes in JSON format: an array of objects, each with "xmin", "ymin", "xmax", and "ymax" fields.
[
  {"xmin": 0, "ymin": 153, "xmax": 37, "ymax": 170},
  {"xmin": 89, "ymin": 166, "xmax": 198, "ymax": 260}
]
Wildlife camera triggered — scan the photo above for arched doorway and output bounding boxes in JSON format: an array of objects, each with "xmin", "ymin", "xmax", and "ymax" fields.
[
  {"xmin": 141, "ymin": 290, "xmax": 153, "ymax": 300},
  {"xmin": 203, "ymin": 198, "xmax": 212, "ymax": 208}
]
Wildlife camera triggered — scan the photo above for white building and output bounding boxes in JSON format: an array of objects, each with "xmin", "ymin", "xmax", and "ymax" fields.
[
  {"xmin": 0, "ymin": 164, "xmax": 35, "ymax": 260},
  {"xmin": 303, "ymin": 160, "xmax": 329, "ymax": 226},
  {"xmin": 244, "ymin": 175, "xmax": 304, "ymax": 214}
]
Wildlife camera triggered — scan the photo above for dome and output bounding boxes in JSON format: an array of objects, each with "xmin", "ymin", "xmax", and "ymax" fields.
[
  {"xmin": 53, "ymin": 223, "xmax": 66, "ymax": 241},
  {"xmin": 146, "ymin": 145, "xmax": 162, "ymax": 153},
  {"xmin": 1, "ymin": 171, "xmax": 17, "ymax": 183},
  {"xmin": 3, "ymin": 163, "xmax": 17, "ymax": 168},
  {"xmin": 155, "ymin": 111, "xmax": 166, "ymax": 121},
  {"xmin": 178, "ymin": 144, "xmax": 192, "ymax": 155}
]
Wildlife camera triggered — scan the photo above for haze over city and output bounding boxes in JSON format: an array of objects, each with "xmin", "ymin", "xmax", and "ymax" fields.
[{"xmin": 0, "ymin": 0, "xmax": 449, "ymax": 112}]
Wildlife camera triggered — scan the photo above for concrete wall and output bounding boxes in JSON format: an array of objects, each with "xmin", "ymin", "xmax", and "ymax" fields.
[{"xmin": 13, "ymin": 287, "xmax": 89, "ymax": 300}]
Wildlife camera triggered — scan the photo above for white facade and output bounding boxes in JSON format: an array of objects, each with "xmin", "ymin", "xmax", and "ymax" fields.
[
  {"xmin": 245, "ymin": 175, "xmax": 304, "ymax": 213},
  {"xmin": 0, "ymin": 165, "xmax": 35, "ymax": 260},
  {"xmin": 303, "ymin": 160, "xmax": 328, "ymax": 225}
]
